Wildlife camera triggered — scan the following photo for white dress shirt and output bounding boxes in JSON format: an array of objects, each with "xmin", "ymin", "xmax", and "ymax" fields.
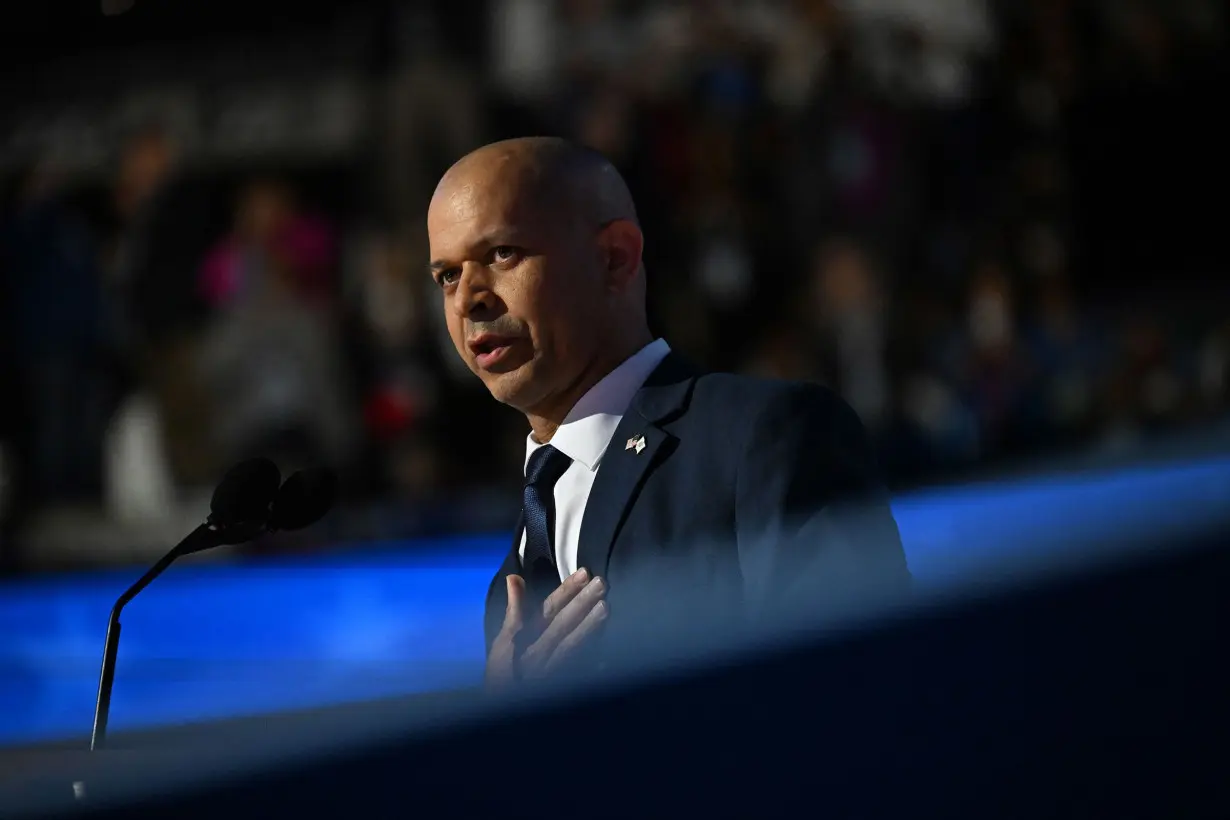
[{"xmin": 519, "ymin": 338, "xmax": 672, "ymax": 580}]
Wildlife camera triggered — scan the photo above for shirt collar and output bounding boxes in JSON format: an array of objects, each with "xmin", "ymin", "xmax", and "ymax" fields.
[{"xmin": 524, "ymin": 338, "xmax": 672, "ymax": 473}]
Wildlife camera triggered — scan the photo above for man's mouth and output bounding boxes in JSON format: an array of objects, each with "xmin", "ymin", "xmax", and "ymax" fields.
[{"xmin": 469, "ymin": 334, "xmax": 517, "ymax": 369}]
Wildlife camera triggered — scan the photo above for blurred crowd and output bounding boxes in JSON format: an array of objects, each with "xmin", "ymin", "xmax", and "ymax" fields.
[{"xmin": 1, "ymin": 0, "xmax": 1227, "ymax": 558}]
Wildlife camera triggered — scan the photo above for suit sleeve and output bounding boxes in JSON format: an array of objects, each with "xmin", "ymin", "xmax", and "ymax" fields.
[{"xmin": 734, "ymin": 384, "xmax": 911, "ymax": 622}]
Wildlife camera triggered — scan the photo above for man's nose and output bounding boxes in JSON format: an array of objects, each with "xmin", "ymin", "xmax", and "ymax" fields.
[{"xmin": 452, "ymin": 263, "xmax": 498, "ymax": 320}]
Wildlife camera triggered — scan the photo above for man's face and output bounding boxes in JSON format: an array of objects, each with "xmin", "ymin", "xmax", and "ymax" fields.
[{"xmin": 427, "ymin": 165, "xmax": 607, "ymax": 413}]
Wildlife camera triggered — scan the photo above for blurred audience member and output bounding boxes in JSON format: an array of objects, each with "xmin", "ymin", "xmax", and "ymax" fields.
[
  {"xmin": 939, "ymin": 261, "xmax": 1036, "ymax": 459},
  {"xmin": 199, "ymin": 179, "xmax": 334, "ymax": 310},
  {"xmin": 196, "ymin": 181, "xmax": 356, "ymax": 476},
  {"xmin": 1023, "ymin": 276, "xmax": 1103, "ymax": 448},
  {"xmin": 111, "ymin": 126, "xmax": 209, "ymax": 346},
  {"xmin": 108, "ymin": 126, "xmax": 215, "ymax": 486},
  {"xmin": 1099, "ymin": 316, "xmax": 1186, "ymax": 453},
  {"xmin": 807, "ymin": 238, "xmax": 892, "ymax": 431},
  {"xmin": 342, "ymin": 228, "xmax": 443, "ymax": 496},
  {"xmin": 0, "ymin": 162, "xmax": 111, "ymax": 515}
]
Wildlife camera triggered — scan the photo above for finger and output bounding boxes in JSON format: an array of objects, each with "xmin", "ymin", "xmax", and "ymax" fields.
[
  {"xmin": 528, "ymin": 576, "xmax": 606, "ymax": 662},
  {"xmin": 501, "ymin": 574, "xmax": 526, "ymax": 635},
  {"xmin": 485, "ymin": 637, "xmax": 517, "ymax": 689},
  {"xmin": 542, "ymin": 567, "xmax": 591, "ymax": 622},
  {"xmin": 542, "ymin": 599, "xmax": 609, "ymax": 675},
  {"xmin": 487, "ymin": 577, "xmax": 525, "ymax": 690}
]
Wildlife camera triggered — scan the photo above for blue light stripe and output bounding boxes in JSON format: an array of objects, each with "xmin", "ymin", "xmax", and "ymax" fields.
[{"xmin": 2, "ymin": 456, "xmax": 1227, "ymax": 746}]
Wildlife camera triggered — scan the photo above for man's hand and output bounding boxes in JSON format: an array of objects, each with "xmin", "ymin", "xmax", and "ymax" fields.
[{"xmin": 486, "ymin": 568, "xmax": 608, "ymax": 688}]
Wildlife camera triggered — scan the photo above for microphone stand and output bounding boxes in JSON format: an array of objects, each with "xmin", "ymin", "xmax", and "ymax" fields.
[{"xmin": 90, "ymin": 520, "xmax": 261, "ymax": 750}]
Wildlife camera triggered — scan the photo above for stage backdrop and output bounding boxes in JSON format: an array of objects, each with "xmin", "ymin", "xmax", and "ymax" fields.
[{"xmin": 2, "ymin": 456, "xmax": 1228, "ymax": 747}]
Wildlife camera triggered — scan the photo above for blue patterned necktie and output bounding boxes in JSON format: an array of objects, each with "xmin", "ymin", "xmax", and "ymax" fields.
[{"xmin": 522, "ymin": 444, "xmax": 572, "ymax": 596}]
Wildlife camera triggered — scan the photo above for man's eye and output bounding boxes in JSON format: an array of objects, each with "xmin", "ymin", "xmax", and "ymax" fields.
[
  {"xmin": 439, "ymin": 268, "xmax": 460, "ymax": 286},
  {"xmin": 492, "ymin": 246, "xmax": 518, "ymax": 263}
]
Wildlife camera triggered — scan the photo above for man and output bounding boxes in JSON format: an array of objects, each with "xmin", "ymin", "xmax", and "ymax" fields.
[{"xmin": 425, "ymin": 138, "xmax": 909, "ymax": 686}]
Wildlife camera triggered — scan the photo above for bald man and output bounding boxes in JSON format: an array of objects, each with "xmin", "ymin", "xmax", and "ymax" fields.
[{"xmin": 426, "ymin": 137, "xmax": 909, "ymax": 685}]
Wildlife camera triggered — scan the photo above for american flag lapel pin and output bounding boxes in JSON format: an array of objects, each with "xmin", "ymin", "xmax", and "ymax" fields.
[{"xmin": 626, "ymin": 434, "xmax": 646, "ymax": 454}]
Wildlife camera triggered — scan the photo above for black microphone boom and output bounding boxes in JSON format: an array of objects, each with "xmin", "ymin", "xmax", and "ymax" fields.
[{"xmin": 89, "ymin": 458, "xmax": 282, "ymax": 751}]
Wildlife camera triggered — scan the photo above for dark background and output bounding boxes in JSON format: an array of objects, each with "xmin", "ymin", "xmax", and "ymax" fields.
[{"xmin": 1, "ymin": 0, "xmax": 1227, "ymax": 571}]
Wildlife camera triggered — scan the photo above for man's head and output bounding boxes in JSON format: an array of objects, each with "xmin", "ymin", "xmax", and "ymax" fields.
[{"xmin": 427, "ymin": 137, "xmax": 649, "ymax": 425}]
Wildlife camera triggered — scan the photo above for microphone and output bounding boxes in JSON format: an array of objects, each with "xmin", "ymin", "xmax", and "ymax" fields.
[
  {"xmin": 90, "ymin": 458, "xmax": 282, "ymax": 751},
  {"xmin": 269, "ymin": 468, "xmax": 337, "ymax": 533}
]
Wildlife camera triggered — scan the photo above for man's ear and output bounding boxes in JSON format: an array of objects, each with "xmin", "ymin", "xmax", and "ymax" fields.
[{"xmin": 597, "ymin": 219, "xmax": 644, "ymax": 293}]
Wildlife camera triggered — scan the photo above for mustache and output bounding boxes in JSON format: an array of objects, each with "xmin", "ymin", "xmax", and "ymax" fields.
[{"xmin": 468, "ymin": 318, "xmax": 526, "ymax": 338}]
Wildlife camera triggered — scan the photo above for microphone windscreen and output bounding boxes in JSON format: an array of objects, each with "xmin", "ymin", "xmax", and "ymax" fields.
[
  {"xmin": 270, "ymin": 468, "xmax": 337, "ymax": 531},
  {"xmin": 210, "ymin": 458, "xmax": 282, "ymax": 526}
]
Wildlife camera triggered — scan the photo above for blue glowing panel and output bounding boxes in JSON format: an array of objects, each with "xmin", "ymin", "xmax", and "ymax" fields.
[
  {"xmin": 2, "ymin": 458, "xmax": 1228, "ymax": 747},
  {"xmin": 895, "ymin": 457, "xmax": 1230, "ymax": 584},
  {"xmin": 0, "ymin": 545, "xmax": 504, "ymax": 746}
]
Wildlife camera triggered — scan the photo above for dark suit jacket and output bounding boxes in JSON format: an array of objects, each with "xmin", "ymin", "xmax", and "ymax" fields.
[{"xmin": 483, "ymin": 353, "xmax": 910, "ymax": 664}]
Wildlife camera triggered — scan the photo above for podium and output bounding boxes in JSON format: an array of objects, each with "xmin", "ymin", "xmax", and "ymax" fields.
[{"xmin": 0, "ymin": 687, "xmax": 484, "ymax": 814}]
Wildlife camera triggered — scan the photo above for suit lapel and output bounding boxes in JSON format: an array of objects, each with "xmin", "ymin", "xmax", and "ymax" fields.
[
  {"xmin": 575, "ymin": 423, "xmax": 671, "ymax": 578},
  {"xmin": 576, "ymin": 353, "xmax": 698, "ymax": 578}
]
